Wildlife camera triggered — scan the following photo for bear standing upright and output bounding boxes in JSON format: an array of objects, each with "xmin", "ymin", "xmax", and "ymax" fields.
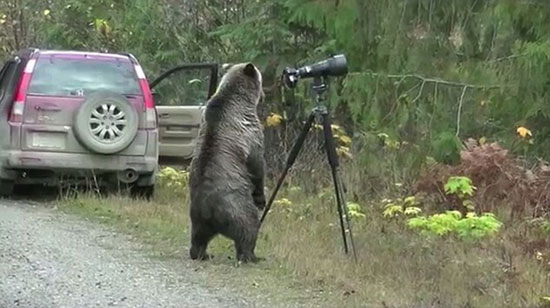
[{"xmin": 188, "ymin": 62, "xmax": 266, "ymax": 263}]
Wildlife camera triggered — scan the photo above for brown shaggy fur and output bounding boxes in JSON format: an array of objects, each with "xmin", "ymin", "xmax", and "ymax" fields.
[{"xmin": 188, "ymin": 63, "xmax": 266, "ymax": 263}]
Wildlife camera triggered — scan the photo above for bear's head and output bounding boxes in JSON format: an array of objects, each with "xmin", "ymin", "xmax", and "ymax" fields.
[{"xmin": 215, "ymin": 62, "xmax": 263, "ymax": 106}]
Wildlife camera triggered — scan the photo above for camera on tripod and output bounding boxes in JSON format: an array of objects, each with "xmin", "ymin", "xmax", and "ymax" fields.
[
  {"xmin": 282, "ymin": 54, "xmax": 349, "ymax": 89},
  {"xmin": 262, "ymin": 53, "xmax": 357, "ymax": 260}
]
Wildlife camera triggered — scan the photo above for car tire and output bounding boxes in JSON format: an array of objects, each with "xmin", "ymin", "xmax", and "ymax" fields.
[
  {"xmin": 74, "ymin": 91, "xmax": 139, "ymax": 154},
  {"xmin": 0, "ymin": 179, "xmax": 14, "ymax": 197}
]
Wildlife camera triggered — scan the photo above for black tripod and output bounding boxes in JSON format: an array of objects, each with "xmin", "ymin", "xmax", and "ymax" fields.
[{"xmin": 260, "ymin": 76, "xmax": 357, "ymax": 261}]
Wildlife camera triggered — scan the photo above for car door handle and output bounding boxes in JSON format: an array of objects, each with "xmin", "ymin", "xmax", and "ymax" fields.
[
  {"xmin": 159, "ymin": 114, "xmax": 170, "ymax": 118},
  {"xmin": 34, "ymin": 105, "xmax": 61, "ymax": 112}
]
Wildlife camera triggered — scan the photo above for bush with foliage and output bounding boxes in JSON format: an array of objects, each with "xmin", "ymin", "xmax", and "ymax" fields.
[
  {"xmin": 407, "ymin": 211, "xmax": 503, "ymax": 240},
  {"xmin": 157, "ymin": 167, "xmax": 189, "ymax": 191},
  {"xmin": 382, "ymin": 196, "xmax": 422, "ymax": 219},
  {"xmin": 347, "ymin": 202, "xmax": 366, "ymax": 219},
  {"xmin": 382, "ymin": 175, "xmax": 505, "ymax": 240},
  {"xmin": 415, "ymin": 139, "xmax": 550, "ymax": 218}
]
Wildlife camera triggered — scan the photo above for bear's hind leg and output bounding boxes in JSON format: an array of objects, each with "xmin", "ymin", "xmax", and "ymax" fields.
[
  {"xmin": 189, "ymin": 223, "xmax": 216, "ymax": 261},
  {"xmin": 233, "ymin": 220, "xmax": 260, "ymax": 263}
]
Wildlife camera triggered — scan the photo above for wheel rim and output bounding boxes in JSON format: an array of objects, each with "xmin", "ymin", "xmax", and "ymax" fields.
[{"xmin": 88, "ymin": 103, "xmax": 128, "ymax": 144}]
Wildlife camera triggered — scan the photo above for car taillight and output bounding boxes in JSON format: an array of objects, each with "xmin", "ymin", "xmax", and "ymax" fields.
[
  {"xmin": 10, "ymin": 59, "xmax": 36, "ymax": 123},
  {"xmin": 134, "ymin": 64, "xmax": 156, "ymax": 129}
]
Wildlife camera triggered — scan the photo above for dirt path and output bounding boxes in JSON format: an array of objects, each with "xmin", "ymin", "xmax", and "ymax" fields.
[{"xmin": 0, "ymin": 200, "xmax": 274, "ymax": 308}]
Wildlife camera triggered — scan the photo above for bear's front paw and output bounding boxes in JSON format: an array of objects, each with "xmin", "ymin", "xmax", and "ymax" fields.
[{"xmin": 253, "ymin": 193, "xmax": 266, "ymax": 210}]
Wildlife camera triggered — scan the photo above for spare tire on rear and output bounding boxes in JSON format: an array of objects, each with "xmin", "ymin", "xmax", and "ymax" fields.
[{"xmin": 74, "ymin": 91, "xmax": 139, "ymax": 155}]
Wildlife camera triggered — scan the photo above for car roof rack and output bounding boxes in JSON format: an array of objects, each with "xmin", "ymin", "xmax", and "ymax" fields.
[
  {"xmin": 17, "ymin": 48, "xmax": 40, "ymax": 58},
  {"xmin": 116, "ymin": 52, "xmax": 138, "ymax": 63}
]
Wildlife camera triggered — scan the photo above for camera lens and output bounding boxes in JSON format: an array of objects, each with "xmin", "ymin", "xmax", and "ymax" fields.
[
  {"xmin": 282, "ymin": 67, "xmax": 299, "ymax": 88},
  {"xmin": 281, "ymin": 54, "xmax": 348, "ymax": 88},
  {"xmin": 298, "ymin": 54, "xmax": 348, "ymax": 78},
  {"xmin": 326, "ymin": 54, "xmax": 348, "ymax": 76}
]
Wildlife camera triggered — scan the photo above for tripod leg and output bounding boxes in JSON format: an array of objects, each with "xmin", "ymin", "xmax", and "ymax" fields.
[
  {"xmin": 260, "ymin": 112, "xmax": 316, "ymax": 224},
  {"xmin": 320, "ymin": 112, "xmax": 358, "ymax": 261}
]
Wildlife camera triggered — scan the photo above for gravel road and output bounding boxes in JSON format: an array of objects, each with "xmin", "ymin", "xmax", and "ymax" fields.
[{"xmin": 0, "ymin": 200, "xmax": 260, "ymax": 308}]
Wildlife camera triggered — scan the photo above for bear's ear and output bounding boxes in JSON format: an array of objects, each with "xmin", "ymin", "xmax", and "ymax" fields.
[
  {"xmin": 221, "ymin": 63, "xmax": 233, "ymax": 72},
  {"xmin": 243, "ymin": 63, "xmax": 257, "ymax": 78}
]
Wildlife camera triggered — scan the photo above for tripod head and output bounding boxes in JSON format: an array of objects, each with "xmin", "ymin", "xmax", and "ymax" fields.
[{"xmin": 311, "ymin": 76, "xmax": 330, "ymax": 112}]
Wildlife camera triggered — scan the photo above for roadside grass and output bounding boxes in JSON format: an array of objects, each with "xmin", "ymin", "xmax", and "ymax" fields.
[
  {"xmin": 58, "ymin": 171, "xmax": 550, "ymax": 308},
  {"xmin": 259, "ymin": 187, "xmax": 550, "ymax": 307},
  {"xmin": 57, "ymin": 186, "xmax": 342, "ymax": 308}
]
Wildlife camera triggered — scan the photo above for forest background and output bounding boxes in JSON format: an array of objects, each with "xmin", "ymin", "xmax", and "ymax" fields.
[{"xmin": 3, "ymin": 1, "xmax": 550, "ymax": 307}]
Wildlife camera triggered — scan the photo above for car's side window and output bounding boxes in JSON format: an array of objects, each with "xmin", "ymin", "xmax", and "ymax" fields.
[
  {"xmin": 0, "ymin": 62, "xmax": 9, "ymax": 92},
  {"xmin": 153, "ymin": 68, "xmax": 214, "ymax": 107},
  {"xmin": 0, "ymin": 60, "xmax": 16, "ymax": 105}
]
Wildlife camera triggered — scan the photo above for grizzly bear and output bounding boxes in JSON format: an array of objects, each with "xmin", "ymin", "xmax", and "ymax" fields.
[{"xmin": 188, "ymin": 62, "xmax": 265, "ymax": 263}]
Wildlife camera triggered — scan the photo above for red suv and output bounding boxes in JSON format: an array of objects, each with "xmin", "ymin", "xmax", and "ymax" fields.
[{"xmin": 0, "ymin": 49, "xmax": 159, "ymax": 197}]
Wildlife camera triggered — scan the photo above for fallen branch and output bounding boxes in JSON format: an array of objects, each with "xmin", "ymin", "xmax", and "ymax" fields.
[
  {"xmin": 488, "ymin": 54, "xmax": 526, "ymax": 63},
  {"xmin": 411, "ymin": 80, "xmax": 426, "ymax": 104},
  {"xmin": 348, "ymin": 72, "xmax": 504, "ymax": 90},
  {"xmin": 456, "ymin": 86, "xmax": 470, "ymax": 137}
]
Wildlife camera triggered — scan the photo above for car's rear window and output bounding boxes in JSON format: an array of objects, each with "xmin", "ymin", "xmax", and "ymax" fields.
[{"xmin": 28, "ymin": 57, "xmax": 142, "ymax": 97}]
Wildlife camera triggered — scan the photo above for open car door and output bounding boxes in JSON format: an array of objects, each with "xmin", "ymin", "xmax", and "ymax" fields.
[{"xmin": 150, "ymin": 63, "xmax": 218, "ymax": 160}]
